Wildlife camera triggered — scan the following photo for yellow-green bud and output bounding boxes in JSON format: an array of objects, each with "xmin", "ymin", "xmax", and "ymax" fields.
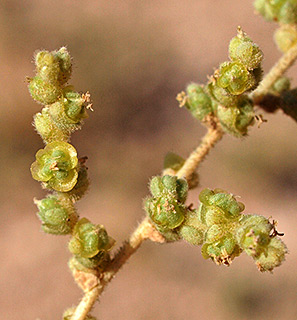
[
  {"xmin": 28, "ymin": 76, "xmax": 62, "ymax": 105},
  {"xmin": 33, "ymin": 107, "xmax": 69, "ymax": 143},
  {"xmin": 229, "ymin": 29, "xmax": 263, "ymax": 70},
  {"xmin": 30, "ymin": 141, "xmax": 79, "ymax": 192},
  {"xmin": 216, "ymin": 61, "xmax": 255, "ymax": 95}
]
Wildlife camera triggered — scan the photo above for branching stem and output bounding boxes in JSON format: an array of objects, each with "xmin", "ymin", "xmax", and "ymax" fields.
[
  {"xmin": 71, "ymin": 119, "xmax": 223, "ymax": 320},
  {"xmin": 252, "ymin": 42, "xmax": 297, "ymax": 101}
]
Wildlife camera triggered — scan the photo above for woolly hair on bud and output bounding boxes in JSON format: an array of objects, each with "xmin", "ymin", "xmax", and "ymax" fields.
[
  {"xmin": 28, "ymin": 76, "xmax": 62, "ymax": 105},
  {"xmin": 33, "ymin": 107, "xmax": 69, "ymax": 143},
  {"xmin": 229, "ymin": 28, "xmax": 263, "ymax": 70}
]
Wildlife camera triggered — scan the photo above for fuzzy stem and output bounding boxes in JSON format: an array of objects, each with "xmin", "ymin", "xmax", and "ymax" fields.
[
  {"xmin": 71, "ymin": 119, "xmax": 223, "ymax": 320},
  {"xmin": 176, "ymin": 122, "xmax": 224, "ymax": 180},
  {"xmin": 252, "ymin": 43, "xmax": 297, "ymax": 101}
]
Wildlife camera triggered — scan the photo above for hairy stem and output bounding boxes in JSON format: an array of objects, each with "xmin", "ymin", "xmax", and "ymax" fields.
[
  {"xmin": 71, "ymin": 118, "xmax": 223, "ymax": 320},
  {"xmin": 176, "ymin": 121, "xmax": 224, "ymax": 180},
  {"xmin": 252, "ymin": 42, "xmax": 297, "ymax": 101}
]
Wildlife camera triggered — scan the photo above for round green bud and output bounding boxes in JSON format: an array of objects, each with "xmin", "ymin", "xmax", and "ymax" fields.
[
  {"xmin": 216, "ymin": 61, "xmax": 255, "ymax": 95},
  {"xmin": 33, "ymin": 107, "xmax": 69, "ymax": 143},
  {"xmin": 217, "ymin": 98, "xmax": 254, "ymax": 137},
  {"xmin": 184, "ymin": 83, "xmax": 213, "ymax": 120},
  {"xmin": 34, "ymin": 194, "xmax": 78, "ymax": 235},
  {"xmin": 198, "ymin": 188, "xmax": 245, "ymax": 223},
  {"xmin": 208, "ymin": 82, "xmax": 239, "ymax": 106},
  {"xmin": 54, "ymin": 47, "xmax": 72, "ymax": 85},
  {"xmin": 30, "ymin": 141, "xmax": 78, "ymax": 192},
  {"xmin": 69, "ymin": 218, "xmax": 114, "ymax": 258},
  {"xmin": 28, "ymin": 76, "xmax": 62, "ymax": 105},
  {"xmin": 274, "ymin": 25, "xmax": 297, "ymax": 53},
  {"xmin": 236, "ymin": 214, "xmax": 273, "ymax": 256},
  {"xmin": 229, "ymin": 31, "xmax": 263, "ymax": 70},
  {"xmin": 145, "ymin": 196, "xmax": 186, "ymax": 230},
  {"xmin": 35, "ymin": 50, "xmax": 61, "ymax": 84},
  {"xmin": 149, "ymin": 175, "xmax": 188, "ymax": 203}
]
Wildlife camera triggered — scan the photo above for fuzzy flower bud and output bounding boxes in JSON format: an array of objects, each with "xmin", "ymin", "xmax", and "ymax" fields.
[
  {"xmin": 30, "ymin": 141, "xmax": 78, "ymax": 192},
  {"xmin": 68, "ymin": 218, "xmax": 115, "ymax": 259},
  {"xmin": 229, "ymin": 28, "xmax": 263, "ymax": 70},
  {"xmin": 236, "ymin": 214, "xmax": 287, "ymax": 272},
  {"xmin": 144, "ymin": 175, "xmax": 188, "ymax": 241},
  {"xmin": 184, "ymin": 83, "xmax": 213, "ymax": 120},
  {"xmin": 34, "ymin": 194, "xmax": 78, "ymax": 235}
]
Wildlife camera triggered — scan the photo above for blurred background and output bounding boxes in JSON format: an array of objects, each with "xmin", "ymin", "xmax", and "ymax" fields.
[{"xmin": 0, "ymin": 0, "xmax": 296, "ymax": 319}]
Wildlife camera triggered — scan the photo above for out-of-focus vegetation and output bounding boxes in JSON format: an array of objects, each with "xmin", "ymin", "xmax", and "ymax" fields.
[{"xmin": 0, "ymin": 1, "xmax": 296, "ymax": 319}]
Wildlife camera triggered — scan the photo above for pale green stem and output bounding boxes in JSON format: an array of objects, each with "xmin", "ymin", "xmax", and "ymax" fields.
[{"xmin": 252, "ymin": 42, "xmax": 297, "ymax": 101}]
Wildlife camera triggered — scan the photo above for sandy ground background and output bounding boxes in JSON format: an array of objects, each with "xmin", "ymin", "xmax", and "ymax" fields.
[{"xmin": 0, "ymin": 1, "xmax": 296, "ymax": 319}]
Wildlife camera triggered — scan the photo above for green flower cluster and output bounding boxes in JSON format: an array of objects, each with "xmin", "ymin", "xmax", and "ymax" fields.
[
  {"xmin": 254, "ymin": 0, "xmax": 297, "ymax": 24},
  {"xmin": 145, "ymin": 181, "xmax": 287, "ymax": 272},
  {"xmin": 28, "ymin": 47, "xmax": 90, "ymax": 143},
  {"xmin": 198, "ymin": 189, "xmax": 244, "ymax": 266},
  {"xmin": 29, "ymin": 48, "xmax": 115, "ymax": 272},
  {"xmin": 68, "ymin": 218, "xmax": 115, "ymax": 269},
  {"xmin": 180, "ymin": 29, "xmax": 263, "ymax": 137}
]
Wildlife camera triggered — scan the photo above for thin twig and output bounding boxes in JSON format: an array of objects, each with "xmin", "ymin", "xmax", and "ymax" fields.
[
  {"xmin": 71, "ymin": 118, "xmax": 223, "ymax": 320},
  {"xmin": 252, "ymin": 43, "xmax": 297, "ymax": 102},
  {"xmin": 176, "ymin": 120, "xmax": 224, "ymax": 180}
]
